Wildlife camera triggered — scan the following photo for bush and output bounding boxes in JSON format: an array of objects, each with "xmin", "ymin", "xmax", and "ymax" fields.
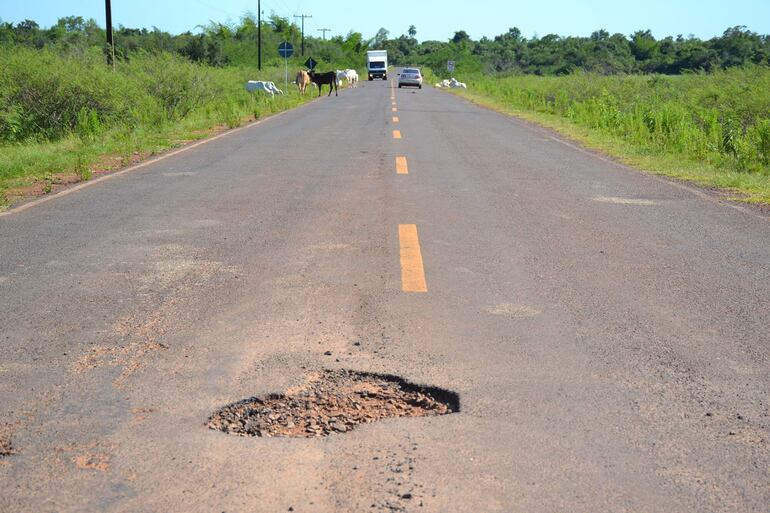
[
  {"xmin": 0, "ymin": 46, "xmax": 139, "ymax": 141},
  {"xmin": 0, "ymin": 45, "xmax": 287, "ymax": 144}
]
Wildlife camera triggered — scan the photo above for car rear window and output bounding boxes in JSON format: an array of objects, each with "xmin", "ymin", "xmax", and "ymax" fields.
[{"xmin": 404, "ymin": 69, "xmax": 419, "ymax": 74}]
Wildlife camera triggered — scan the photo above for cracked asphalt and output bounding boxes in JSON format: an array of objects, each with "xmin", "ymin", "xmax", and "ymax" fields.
[{"xmin": 1, "ymin": 74, "xmax": 768, "ymax": 512}]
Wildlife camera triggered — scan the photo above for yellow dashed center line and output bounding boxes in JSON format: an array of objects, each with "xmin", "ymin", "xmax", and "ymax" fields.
[
  {"xmin": 399, "ymin": 224, "xmax": 427, "ymax": 292},
  {"xmin": 396, "ymin": 156, "xmax": 409, "ymax": 175},
  {"xmin": 392, "ymin": 116, "xmax": 399, "ymax": 123},
  {"xmin": 393, "ymin": 130, "xmax": 402, "ymax": 139},
  {"xmin": 392, "ymin": 107, "xmax": 398, "ymax": 112}
]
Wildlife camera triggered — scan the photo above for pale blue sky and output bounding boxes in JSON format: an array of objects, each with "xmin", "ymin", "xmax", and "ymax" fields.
[{"xmin": 2, "ymin": 0, "xmax": 768, "ymax": 41}]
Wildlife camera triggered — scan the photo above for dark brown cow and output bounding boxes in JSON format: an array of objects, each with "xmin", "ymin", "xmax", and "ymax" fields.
[{"xmin": 308, "ymin": 70, "xmax": 338, "ymax": 97}]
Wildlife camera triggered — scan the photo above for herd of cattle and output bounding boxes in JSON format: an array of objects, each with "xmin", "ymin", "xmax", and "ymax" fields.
[
  {"xmin": 245, "ymin": 68, "xmax": 360, "ymax": 98},
  {"xmin": 246, "ymin": 70, "xmax": 470, "ymax": 97}
]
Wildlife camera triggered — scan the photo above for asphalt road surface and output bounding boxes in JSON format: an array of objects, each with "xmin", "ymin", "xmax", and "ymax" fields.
[{"xmin": 1, "ymin": 72, "xmax": 768, "ymax": 513}]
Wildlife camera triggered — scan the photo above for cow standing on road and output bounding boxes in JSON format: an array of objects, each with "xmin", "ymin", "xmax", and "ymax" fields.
[{"xmin": 308, "ymin": 70, "xmax": 338, "ymax": 97}]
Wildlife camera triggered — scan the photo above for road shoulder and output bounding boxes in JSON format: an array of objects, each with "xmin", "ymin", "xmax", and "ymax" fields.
[{"xmin": 442, "ymin": 86, "xmax": 770, "ymax": 214}]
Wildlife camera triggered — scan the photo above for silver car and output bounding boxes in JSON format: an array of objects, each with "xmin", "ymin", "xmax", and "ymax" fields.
[{"xmin": 398, "ymin": 68, "xmax": 423, "ymax": 89}]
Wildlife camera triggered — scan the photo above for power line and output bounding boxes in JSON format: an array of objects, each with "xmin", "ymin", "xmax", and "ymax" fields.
[
  {"xmin": 293, "ymin": 14, "xmax": 312, "ymax": 56},
  {"xmin": 317, "ymin": 28, "xmax": 331, "ymax": 40}
]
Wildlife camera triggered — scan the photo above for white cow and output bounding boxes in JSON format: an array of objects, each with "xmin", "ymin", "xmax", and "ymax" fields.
[
  {"xmin": 435, "ymin": 78, "xmax": 467, "ymax": 89},
  {"xmin": 335, "ymin": 70, "xmax": 349, "ymax": 88},
  {"xmin": 345, "ymin": 69, "xmax": 359, "ymax": 88},
  {"xmin": 245, "ymin": 80, "xmax": 283, "ymax": 96}
]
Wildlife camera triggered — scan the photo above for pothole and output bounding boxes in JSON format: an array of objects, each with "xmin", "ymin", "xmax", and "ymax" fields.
[{"xmin": 208, "ymin": 369, "xmax": 459, "ymax": 438}]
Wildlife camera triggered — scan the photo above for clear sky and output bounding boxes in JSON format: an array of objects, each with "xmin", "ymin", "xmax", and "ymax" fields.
[{"xmin": 2, "ymin": 0, "xmax": 769, "ymax": 41}]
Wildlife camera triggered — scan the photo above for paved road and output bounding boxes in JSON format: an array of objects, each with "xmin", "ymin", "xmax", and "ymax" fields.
[{"xmin": 1, "ymin": 73, "xmax": 768, "ymax": 513}]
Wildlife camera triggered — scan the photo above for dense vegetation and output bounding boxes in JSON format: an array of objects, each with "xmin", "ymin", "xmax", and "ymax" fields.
[
  {"xmin": 3, "ymin": 16, "xmax": 768, "ymax": 75},
  {"xmin": 0, "ymin": 14, "xmax": 367, "ymax": 69},
  {"xmin": 384, "ymin": 26, "xmax": 770, "ymax": 75},
  {"xmin": 1, "ymin": 14, "xmax": 769, "ymax": 205}
]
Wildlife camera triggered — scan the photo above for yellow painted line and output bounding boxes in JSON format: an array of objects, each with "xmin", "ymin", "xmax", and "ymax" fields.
[
  {"xmin": 392, "ymin": 116, "xmax": 399, "ymax": 123},
  {"xmin": 392, "ymin": 107, "xmax": 397, "ymax": 112},
  {"xmin": 392, "ymin": 101, "xmax": 397, "ymax": 106},
  {"xmin": 399, "ymin": 224, "xmax": 427, "ymax": 292},
  {"xmin": 392, "ymin": 130, "xmax": 402, "ymax": 139},
  {"xmin": 396, "ymin": 156, "xmax": 408, "ymax": 175}
]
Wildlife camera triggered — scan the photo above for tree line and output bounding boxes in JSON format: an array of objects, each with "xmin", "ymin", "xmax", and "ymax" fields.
[
  {"xmin": 381, "ymin": 26, "xmax": 770, "ymax": 75},
  {"xmin": 2, "ymin": 15, "xmax": 768, "ymax": 75},
  {"xmin": 0, "ymin": 14, "xmax": 368, "ymax": 68}
]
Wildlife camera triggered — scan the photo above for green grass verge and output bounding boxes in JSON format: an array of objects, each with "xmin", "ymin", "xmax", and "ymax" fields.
[
  {"xmin": 0, "ymin": 46, "xmax": 319, "ymax": 209},
  {"xmin": 442, "ymin": 69, "xmax": 770, "ymax": 204}
]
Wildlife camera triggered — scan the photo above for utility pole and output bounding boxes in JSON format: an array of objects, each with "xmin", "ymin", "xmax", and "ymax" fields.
[
  {"xmin": 293, "ymin": 14, "xmax": 312, "ymax": 56},
  {"xmin": 105, "ymin": 0, "xmax": 115, "ymax": 69},
  {"xmin": 317, "ymin": 28, "xmax": 330, "ymax": 40},
  {"xmin": 257, "ymin": 0, "xmax": 262, "ymax": 70}
]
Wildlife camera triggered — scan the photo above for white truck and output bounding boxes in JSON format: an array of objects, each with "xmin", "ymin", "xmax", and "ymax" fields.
[{"xmin": 366, "ymin": 50, "xmax": 388, "ymax": 81}]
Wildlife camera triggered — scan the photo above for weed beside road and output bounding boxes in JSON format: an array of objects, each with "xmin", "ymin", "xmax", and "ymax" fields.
[
  {"xmin": 0, "ymin": 46, "xmax": 315, "ymax": 208},
  {"xmin": 448, "ymin": 68, "xmax": 770, "ymax": 204}
]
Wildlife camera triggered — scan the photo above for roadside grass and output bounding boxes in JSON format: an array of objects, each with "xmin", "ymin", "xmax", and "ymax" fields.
[
  {"xmin": 421, "ymin": 68, "xmax": 440, "ymax": 86},
  {"xmin": 0, "ymin": 46, "xmax": 317, "ymax": 209},
  {"xmin": 444, "ymin": 68, "xmax": 770, "ymax": 204}
]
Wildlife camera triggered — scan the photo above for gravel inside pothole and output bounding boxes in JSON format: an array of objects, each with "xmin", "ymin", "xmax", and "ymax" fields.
[{"xmin": 208, "ymin": 369, "xmax": 459, "ymax": 438}]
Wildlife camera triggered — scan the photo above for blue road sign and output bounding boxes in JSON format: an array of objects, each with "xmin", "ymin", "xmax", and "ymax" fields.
[
  {"xmin": 305, "ymin": 57, "xmax": 318, "ymax": 70},
  {"xmin": 278, "ymin": 42, "xmax": 294, "ymax": 58}
]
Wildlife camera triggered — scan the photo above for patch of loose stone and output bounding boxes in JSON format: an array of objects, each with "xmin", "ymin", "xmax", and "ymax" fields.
[
  {"xmin": 0, "ymin": 432, "xmax": 15, "ymax": 458},
  {"xmin": 208, "ymin": 369, "xmax": 460, "ymax": 438}
]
